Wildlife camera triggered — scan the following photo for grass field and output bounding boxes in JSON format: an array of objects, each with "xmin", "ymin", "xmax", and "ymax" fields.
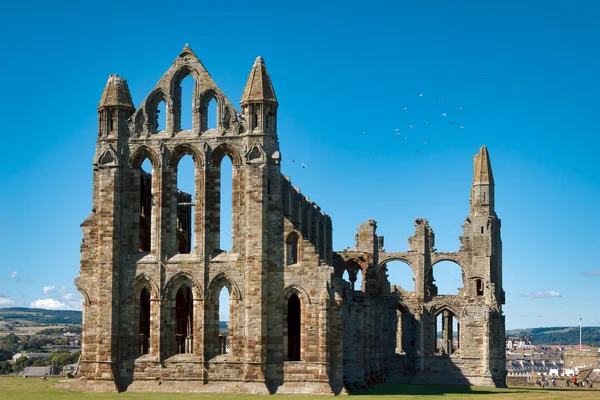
[{"xmin": 0, "ymin": 377, "xmax": 599, "ymax": 400}]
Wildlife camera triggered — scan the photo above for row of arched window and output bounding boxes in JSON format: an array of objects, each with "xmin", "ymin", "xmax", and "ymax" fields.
[
  {"xmin": 341, "ymin": 260, "xmax": 485, "ymax": 297},
  {"xmin": 136, "ymin": 150, "xmax": 234, "ymax": 255},
  {"xmin": 393, "ymin": 305, "xmax": 460, "ymax": 357},
  {"xmin": 147, "ymin": 73, "xmax": 226, "ymax": 135},
  {"xmin": 135, "ymin": 283, "xmax": 302, "ymax": 362}
]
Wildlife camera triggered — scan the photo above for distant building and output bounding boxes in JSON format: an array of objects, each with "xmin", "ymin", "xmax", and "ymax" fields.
[{"xmin": 21, "ymin": 365, "xmax": 59, "ymax": 377}]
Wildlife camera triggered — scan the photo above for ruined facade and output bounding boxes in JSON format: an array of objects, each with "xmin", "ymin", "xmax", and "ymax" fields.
[{"xmin": 74, "ymin": 46, "xmax": 505, "ymax": 394}]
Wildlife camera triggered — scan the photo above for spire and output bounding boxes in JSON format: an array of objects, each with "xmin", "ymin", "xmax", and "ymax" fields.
[
  {"xmin": 473, "ymin": 145, "xmax": 494, "ymax": 186},
  {"xmin": 470, "ymin": 146, "xmax": 496, "ymax": 217},
  {"xmin": 240, "ymin": 56, "xmax": 278, "ymax": 105},
  {"xmin": 98, "ymin": 75, "xmax": 134, "ymax": 110}
]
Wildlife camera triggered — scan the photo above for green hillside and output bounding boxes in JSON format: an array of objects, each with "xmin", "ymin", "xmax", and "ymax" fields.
[
  {"xmin": 506, "ymin": 326, "xmax": 600, "ymax": 347},
  {"xmin": 0, "ymin": 307, "xmax": 81, "ymax": 325}
]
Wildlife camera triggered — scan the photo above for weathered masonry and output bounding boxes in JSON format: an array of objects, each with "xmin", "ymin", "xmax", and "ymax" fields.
[{"xmin": 74, "ymin": 46, "xmax": 506, "ymax": 394}]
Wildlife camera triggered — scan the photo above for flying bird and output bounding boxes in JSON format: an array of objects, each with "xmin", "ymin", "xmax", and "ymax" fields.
[
  {"xmin": 289, "ymin": 159, "xmax": 295, "ymax": 163},
  {"xmin": 460, "ymin": 125, "xmax": 464, "ymax": 129},
  {"xmin": 425, "ymin": 120, "xmax": 430, "ymax": 124},
  {"xmin": 458, "ymin": 107, "xmax": 463, "ymax": 111},
  {"xmin": 408, "ymin": 125, "xmax": 413, "ymax": 129},
  {"xmin": 478, "ymin": 72, "xmax": 483, "ymax": 76},
  {"xmin": 423, "ymin": 141, "xmax": 427, "ymax": 145},
  {"xmin": 450, "ymin": 122, "xmax": 454, "ymax": 125},
  {"xmin": 416, "ymin": 150, "xmax": 421, "ymax": 154},
  {"xmin": 362, "ymin": 130, "xmax": 366, "ymax": 134},
  {"xmin": 442, "ymin": 113, "xmax": 447, "ymax": 117},
  {"xmin": 402, "ymin": 137, "xmax": 407, "ymax": 141},
  {"xmin": 419, "ymin": 94, "xmax": 423, "ymax": 97},
  {"xmin": 301, "ymin": 163, "xmax": 308, "ymax": 168},
  {"xmin": 403, "ymin": 107, "xmax": 408, "ymax": 111},
  {"xmin": 439, "ymin": 101, "xmax": 443, "ymax": 104}
]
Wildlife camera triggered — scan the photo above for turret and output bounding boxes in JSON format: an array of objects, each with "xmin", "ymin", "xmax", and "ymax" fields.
[
  {"xmin": 470, "ymin": 145, "xmax": 495, "ymax": 217},
  {"xmin": 97, "ymin": 74, "xmax": 135, "ymax": 140},
  {"xmin": 240, "ymin": 56, "xmax": 278, "ymax": 135}
]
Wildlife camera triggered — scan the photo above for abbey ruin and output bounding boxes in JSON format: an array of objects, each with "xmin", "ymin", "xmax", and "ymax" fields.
[{"xmin": 74, "ymin": 46, "xmax": 506, "ymax": 394}]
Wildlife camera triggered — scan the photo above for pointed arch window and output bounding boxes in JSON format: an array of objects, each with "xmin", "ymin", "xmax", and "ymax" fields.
[
  {"xmin": 139, "ymin": 159, "xmax": 153, "ymax": 252},
  {"xmin": 139, "ymin": 288, "xmax": 150, "ymax": 354},
  {"xmin": 178, "ymin": 75, "xmax": 194, "ymax": 131},
  {"xmin": 396, "ymin": 305, "xmax": 405, "ymax": 354},
  {"xmin": 287, "ymin": 294, "xmax": 301, "ymax": 361},
  {"xmin": 286, "ymin": 232, "xmax": 299, "ymax": 265},
  {"xmin": 175, "ymin": 286, "xmax": 193, "ymax": 354},
  {"xmin": 176, "ymin": 155, "xmax": 196, "ymax": 254},
  {"xmin": 435, "ymin": 310, "xmax": 459, "ymax": 355}
]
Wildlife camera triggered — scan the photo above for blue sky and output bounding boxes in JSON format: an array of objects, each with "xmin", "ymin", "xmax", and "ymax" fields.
[{"xmin": 0, "ymin": 0, "xmax": 599, "ymax": 330}]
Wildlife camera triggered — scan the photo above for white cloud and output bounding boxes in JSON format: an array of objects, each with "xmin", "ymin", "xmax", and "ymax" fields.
[
  {"xmin": 30, "ymin": 298, "xmax": 73, "ymax": 310},
  {"xmin": 10, "ymin": 271, "xmax": 18, "ymax": 279},
  {"xmin": 0, "ymin": 297, "xmax": 15, "ymax": 306},
  {"xmin": 62, "ymin": 293, "xmax": 73, "ymax": 300},
  {"xmin": 582, "ymin": 270, "xmax": 600, "ymax": 277},
  {"xmin": 43, "ymin": 286, "xmax": 55, "ymax": 295},
  {"xmin": 59, "ymin": 286, "xmax": 67, "ymax": 293},
  {"xmin": 519, "ymin": 291, "xmax": 561, "ymax": 298}
]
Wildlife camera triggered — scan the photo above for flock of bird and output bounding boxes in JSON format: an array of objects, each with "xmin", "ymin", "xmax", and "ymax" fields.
[{"xmin": 286, "ymin": 72, "xmax": 483, "ymax": 166}]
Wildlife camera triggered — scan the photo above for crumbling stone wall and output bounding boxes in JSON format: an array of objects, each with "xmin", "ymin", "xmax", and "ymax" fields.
[{"xmin": 335, "ymin": 146, "xmax": 506, "ymax": 388}]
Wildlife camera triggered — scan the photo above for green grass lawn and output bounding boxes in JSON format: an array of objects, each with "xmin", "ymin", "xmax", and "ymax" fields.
[{"xmin": 0, "ymin": 377, "xmax": 599, "ymax": 399}]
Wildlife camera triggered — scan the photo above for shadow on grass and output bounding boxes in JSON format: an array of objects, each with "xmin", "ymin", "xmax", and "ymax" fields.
[{"xmin": 350, "ymin": 383, "xmax": 526, "ymax": 396}]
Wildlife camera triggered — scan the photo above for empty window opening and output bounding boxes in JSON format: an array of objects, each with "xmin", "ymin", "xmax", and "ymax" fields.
[
  {"xmin": 218, "ymin": 286, "xmax": 230, "ymax": 354},
  {"xmin": 342, "ymin": 269, "xmax": 349, "ymax": 282},
  {"xmin": 432, "ymin": 261, "xmax": 464, "ymax": 295},
  {"xmin": 453, "ymin": 317, "xmax": 460, "ymax": 352},
  {"xmin": 386, "ymin": 261, "xmax": 415, "ymax": 294},
  {"xmin": 207, "ymin": 98, "xmax": 217, "ymax": 130},
  {"xmin": 179, "ymin": 75, "xmax": 194, "ymax": 131},
  {"xmin": 253, "ymin": 107, "xmax": 259, "ymax": 129},
  {"xmin": 395, "ymin": 306, "xmax": 404, "ymax": 354},
  {"xmin": 287, "ymin": 294, "xmax": 301, "ymax": 361},
  {"xmin": 481, "ymin": 226, "xmax": 484, "ymax": 234},
  {"xmin": 436, "ymin": 313, "xmax": 443, "ymax": 354},
  {"xmin": 355, "ymin": 268, "xmax": 363, "ymax": 291},
  {"xmin": 220, "ymin": 156, "xmax": 233, "ymax": 252},
  {"xmin": 139, "ymin": 159, "xmax": 153, "ymax": 252},
  {"xmin": 139, "ymin": 288, "xmax": 150, "ymax": 354},
  {"xmin": 176, "ymin": 155, "xmax": 195, "ymax": 254},
  {"xmin": 476, "ymin": 279, "xmax": 484, "ymax": 296},
  {"xmin": 483, "ymin": 191, "xmax": 486, "ymax": 202},
  {"xmin": 286, "ymin": 232, "xmax": 299, "ymax": 265},
  {"xmin": 175, "ymin": 286, "xmax": 193, "ymax": 354},
  {"xmin": 155, "ymin": 100, "xmax": 166, "ymax": 133},
  {"xmin": 436, "ymin": 311, "xmax": 458, "ymax": 355}
]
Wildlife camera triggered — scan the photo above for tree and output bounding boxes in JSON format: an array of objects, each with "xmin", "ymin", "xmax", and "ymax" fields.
[{"xmin": 0, "ymin": 361, "xmax": 13, "ymax": 375}]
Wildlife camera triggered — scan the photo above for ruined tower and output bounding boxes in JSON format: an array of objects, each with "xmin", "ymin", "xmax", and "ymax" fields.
[
  {"xmin": 75, "ymin": 46, "xmax": 505, "ymax": 394},
  {"xmin": 336, "ymin": 145, "xmax": 506, "ymax": 387}
]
